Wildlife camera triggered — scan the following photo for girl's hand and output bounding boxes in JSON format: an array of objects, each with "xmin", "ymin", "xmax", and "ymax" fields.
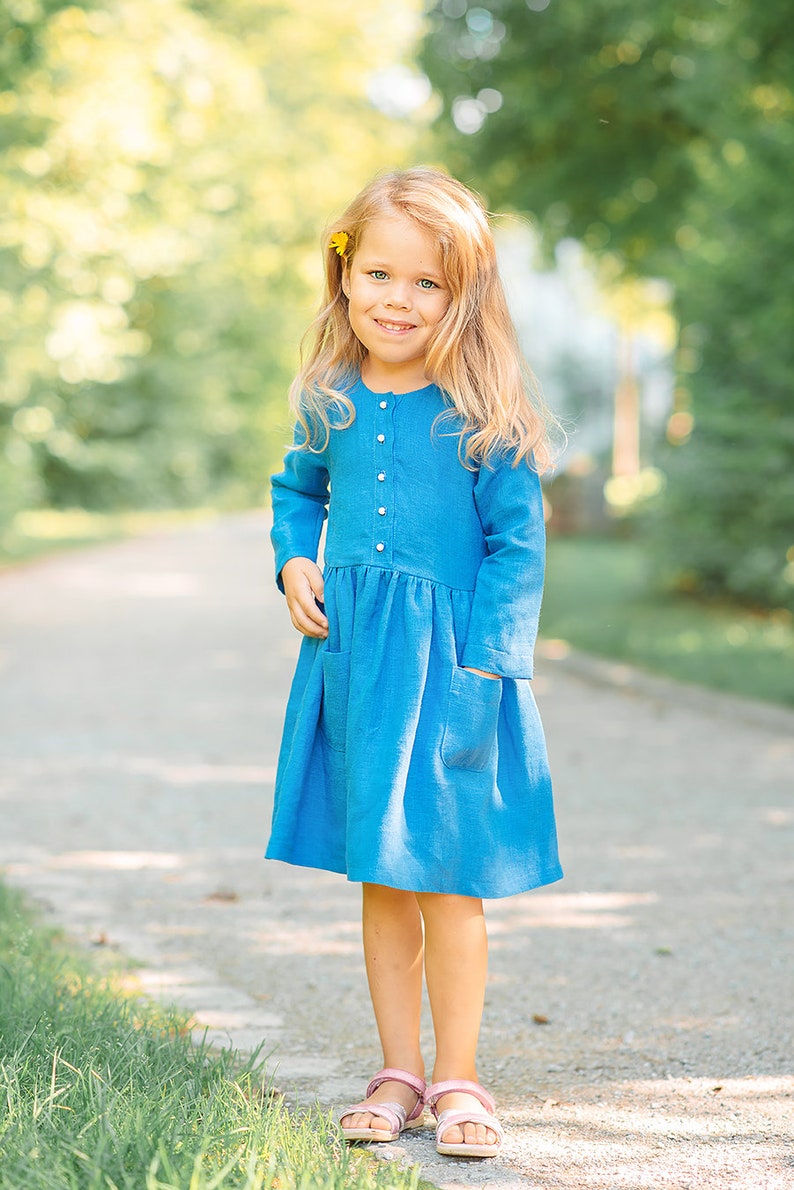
[
  {"xmin": 280, "ymin": 557, "xmax": 328, "ymax": 639},
  {"xmin": 463, "ymin": 666, "xmax": 500, "ymax": 680}
]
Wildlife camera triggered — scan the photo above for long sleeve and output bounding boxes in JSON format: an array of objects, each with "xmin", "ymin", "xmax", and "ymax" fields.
[
  {"xmin": 269, "ymin": 427, "xmax": 330, "ymax": 591},
  {"xmin": 460, "ymin": 456, "xmax": 546, "ymax": 680}
]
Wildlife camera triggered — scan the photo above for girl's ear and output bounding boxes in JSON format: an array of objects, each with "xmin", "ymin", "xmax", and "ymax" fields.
[{"xmin": 341, "ymin": 266, "xmax": 351, "ymax": 299}]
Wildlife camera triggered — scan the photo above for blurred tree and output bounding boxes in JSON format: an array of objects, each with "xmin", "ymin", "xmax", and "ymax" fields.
[
  {"xmin": 420, "ymin": 0, "xmax": 794, "ymax": 609},
  {"xmin": 0, "ymin": 0, "xmax": 426, "ymax": 527}
]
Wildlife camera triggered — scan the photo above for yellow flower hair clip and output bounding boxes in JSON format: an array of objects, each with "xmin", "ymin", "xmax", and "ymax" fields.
[{"xmin": 330, "ymin": 231, "xmax": 349, "ymax": 258}]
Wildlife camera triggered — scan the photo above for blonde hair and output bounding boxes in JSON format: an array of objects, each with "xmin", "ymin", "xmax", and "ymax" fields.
[{"xmin": 290, "ymin": 166, "xmax": 559, "ymax": 472}]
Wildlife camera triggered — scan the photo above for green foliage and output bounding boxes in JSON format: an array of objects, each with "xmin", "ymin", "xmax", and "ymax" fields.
[
  {"xmin": 657, "ymin": 113, "xmax": 794, "ymax": 609},
  {"xmin": 0, "ymin": 0, "xmax": 424, "ymax": 526},
  {"xmin": 542, "ymin": 536, "xmax": 794, "ymax": 706},
  {"xmin": 420, "ymin": 1, "xmax": 794, "ymax": 610},
  {"xmin": 0, "ymin": 881, "xmax": 424, "ymax": 1190},
  {"xmin": 420, "ymin": 1, "xmax": 731, "ymax": 264}
]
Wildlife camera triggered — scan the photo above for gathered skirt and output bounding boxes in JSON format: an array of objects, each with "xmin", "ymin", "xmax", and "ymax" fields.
[{"xmin": 266, "ymin": 564, "xmax": 562, "ymax": 898}]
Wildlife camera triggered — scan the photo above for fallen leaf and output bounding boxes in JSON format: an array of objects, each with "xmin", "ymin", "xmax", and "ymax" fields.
[{"xmin": 204, "ymin": 890, "xmax": 239, "ymax": 903}]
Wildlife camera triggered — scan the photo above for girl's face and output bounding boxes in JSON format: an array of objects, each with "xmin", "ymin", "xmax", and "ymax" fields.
[{"xmin": 342, "ymin": 210, "xmax": 450, "ymax": 392}]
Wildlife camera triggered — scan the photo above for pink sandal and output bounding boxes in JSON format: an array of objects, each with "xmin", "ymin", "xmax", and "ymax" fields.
[
  {"xmin": 339, "ymin": 1068, "xmax": 426, "ymax": 1143},
  {"xmin": 424, "ymin": 1079, "xmax": 504, "ymax": 1158}
]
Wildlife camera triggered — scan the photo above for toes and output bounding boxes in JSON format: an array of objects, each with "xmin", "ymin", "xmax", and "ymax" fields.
[
  {"xmin": 342, "ymin": 1111, "xmax": 391, "ymax": 1133},
  {"xmin": 441, "ymin": 1124, "xmax": 465, "ymax": 1145},
  {"xmin": 444, "ymin": 1121, "xmax": 498, "ymax": 1147},
  {"xmin": 462, "ymin": 1121, "xmax": 488, "ymax": 1146}
]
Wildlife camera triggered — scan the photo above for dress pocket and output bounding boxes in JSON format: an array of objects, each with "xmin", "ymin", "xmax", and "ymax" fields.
[
  {"xmin": 441, "ymin": 665, "xmax": 502, "ymax": 772},
  {"xmin": 319, "ymin": 650, "xmax": 351, "ymax": 752}
]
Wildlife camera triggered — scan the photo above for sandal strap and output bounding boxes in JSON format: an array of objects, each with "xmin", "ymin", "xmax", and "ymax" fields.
[
  {"xmin": 435, "ymin": 1107, "xmax": 504, "ymax": 1143},
  {"xmin": 366, "ymin": 1067, "xmax": 426, "ymax": 1100},
  {"xmin": 424, "ymin": 1079, "xmax": 496, "ymax": 1115}
]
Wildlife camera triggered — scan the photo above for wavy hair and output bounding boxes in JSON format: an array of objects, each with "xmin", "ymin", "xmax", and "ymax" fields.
[{"xmin": 289, "ymin": 167, "xmax": 560, "ymax": 472}]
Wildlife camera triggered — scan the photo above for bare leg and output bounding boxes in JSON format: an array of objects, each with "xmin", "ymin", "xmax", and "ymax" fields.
[
  {"xmin": 340, "ymin": 883, "xmax": 425, "ymax": 1133},
  {"xmin": 417, "ymin": 892, "xmax": 498, "ymax": 1149}
]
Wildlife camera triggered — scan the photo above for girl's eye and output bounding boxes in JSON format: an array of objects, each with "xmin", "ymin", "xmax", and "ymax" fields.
[
  {"xmin": 418, "ymin": 278, "xmax": 437, "ymax": 290},
  {"xmin": 370, "ymin": 270, "xmax": 388, "ymax": 280}
]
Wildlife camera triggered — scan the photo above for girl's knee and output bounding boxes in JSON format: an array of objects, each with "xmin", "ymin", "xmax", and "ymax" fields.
[
  {"xmin": 363, "ymin": 882, "xmax": 418, "ymax": 909},
  {"xmin": 416, "ymin": 892, "xmax": 484, "ymax": 921}
]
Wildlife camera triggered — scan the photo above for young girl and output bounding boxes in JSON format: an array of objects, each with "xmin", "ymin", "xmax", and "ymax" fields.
[{"xmin": 266, "ymin": 167, "xmax": 562, "ymax": 1158}]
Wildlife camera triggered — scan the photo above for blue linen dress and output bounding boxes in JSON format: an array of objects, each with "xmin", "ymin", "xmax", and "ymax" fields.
[{"xmin": 266, "ymin": 375, "xmax": 562, "ymax": 898}]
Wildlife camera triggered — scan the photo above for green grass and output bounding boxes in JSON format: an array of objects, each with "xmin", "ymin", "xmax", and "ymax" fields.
[
  {"xmin": 541, "ymin": 536, "xmax": 794, "ymax": 707},
  {"xmin": 0, "ymin": 883, "xmax": 425, "ymax": 1190}
]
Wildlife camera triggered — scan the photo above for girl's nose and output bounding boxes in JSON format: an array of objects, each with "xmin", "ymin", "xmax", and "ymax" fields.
[{"xmin": 385, "ymin": 282, "xmax": 412, "ymax": 309}]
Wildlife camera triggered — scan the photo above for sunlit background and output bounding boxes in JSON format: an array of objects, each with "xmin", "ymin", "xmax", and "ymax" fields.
[{"xmin": 1, "ymin": 0, "xmax": 792, "ymax": 700}]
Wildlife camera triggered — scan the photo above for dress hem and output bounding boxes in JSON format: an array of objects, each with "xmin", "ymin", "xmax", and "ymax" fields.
[{"xmin": 264, "ymin": 852, "xmax": 564, "ymax": 900}]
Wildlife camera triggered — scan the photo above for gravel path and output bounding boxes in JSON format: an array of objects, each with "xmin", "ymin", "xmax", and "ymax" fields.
[{"xmin": 1, "ymin": 512, "xmax": 792, "ymax": 1189}]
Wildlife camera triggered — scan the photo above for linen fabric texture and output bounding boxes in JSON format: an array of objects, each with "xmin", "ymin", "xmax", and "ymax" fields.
[{"xmin": 266, "ymin": 376, "xmax": 562, "ymax": 898}]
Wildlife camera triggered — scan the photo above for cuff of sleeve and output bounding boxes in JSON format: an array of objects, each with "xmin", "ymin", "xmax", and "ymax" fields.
[
  {"xmin": 460, "ymin": 642, "xmax": 535, "ymax": 681},
  {"xmin": 271, "ymin": 529, "xmax": 323, "ymax": 593},
  {"xmin": 274, "ymin": 545, "xmax": 318, "ymax": 594}
]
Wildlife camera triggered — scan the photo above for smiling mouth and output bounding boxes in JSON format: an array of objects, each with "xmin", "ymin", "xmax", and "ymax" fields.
[{"xmin": 375, "ymin": 319, "xmax": 417, "ymax": 333}]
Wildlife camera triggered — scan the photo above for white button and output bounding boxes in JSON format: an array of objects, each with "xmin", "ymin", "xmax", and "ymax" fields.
[
  {"xmin": 377, "ymin": 471, "xmax": 385, "ymax": 481},
  {"xmin": 379, "ymin": 400, "xmax": 387, "ymax": 409},
  {"xmin": 378, "ymin": 506, "xmax": 386, "ymax": 515},
  {"xmin": 376, "ymin": 542, "xmax": 385, "ymax": 552},
  {"xmin": 377, "ymin": 434, "xmax": 385, "ymax": 443}
]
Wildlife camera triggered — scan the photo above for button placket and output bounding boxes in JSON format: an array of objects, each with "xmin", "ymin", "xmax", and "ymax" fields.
[{"xmin": 373, "ymin": 395, "xmax": 393, "ymax": 561}]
